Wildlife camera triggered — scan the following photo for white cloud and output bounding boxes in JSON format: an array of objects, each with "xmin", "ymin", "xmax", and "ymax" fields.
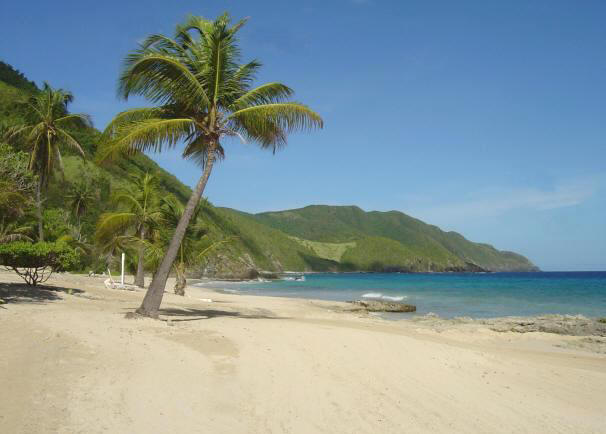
[{"xmin": 407, "ymin": 176, "xmax": 602, "ymax": 223}]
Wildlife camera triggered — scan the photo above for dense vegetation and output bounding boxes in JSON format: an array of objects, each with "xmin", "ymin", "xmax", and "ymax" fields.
[
  {"xmin": 0, "ymin": 61, "xmax": 37, "ymax": 92},
  {"xmin": 0, "ymin": 241, "xmax": 78, "ymax": 286}
]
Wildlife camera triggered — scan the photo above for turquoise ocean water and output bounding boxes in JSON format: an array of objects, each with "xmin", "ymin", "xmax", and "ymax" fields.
[{"xmin": 203, "ymin": 272, "xmax": 606, "ymax": 319}]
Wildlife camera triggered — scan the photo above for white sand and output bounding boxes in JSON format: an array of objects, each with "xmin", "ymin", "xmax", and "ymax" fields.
[{"xmin": 1, "ymin": 270, "xmax": 605, "ymax": 433}]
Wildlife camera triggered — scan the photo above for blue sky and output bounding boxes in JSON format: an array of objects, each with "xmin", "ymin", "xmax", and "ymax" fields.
[{"xmin": 2, "ymin": 0, "xmax": 605, "ymax": 270}]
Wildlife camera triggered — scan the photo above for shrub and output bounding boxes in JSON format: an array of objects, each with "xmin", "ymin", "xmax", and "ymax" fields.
[
  {"xmin": 0, "ymin": 143, "xmax": 36, "ymax": 218},
  {"xmin": 0, "ymin": 241, "xmax": 78, "ymax": 286}
]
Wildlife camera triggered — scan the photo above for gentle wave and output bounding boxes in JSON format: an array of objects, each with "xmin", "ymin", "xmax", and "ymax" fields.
[{"xmin": 361, "ymin": 292, "xmax": 406, "ymax": 302}]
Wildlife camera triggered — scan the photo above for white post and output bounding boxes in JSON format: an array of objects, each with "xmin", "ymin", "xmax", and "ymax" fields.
[{"xmin": 121, "ymin": 253, "xmax": 125, "ymax": 285}]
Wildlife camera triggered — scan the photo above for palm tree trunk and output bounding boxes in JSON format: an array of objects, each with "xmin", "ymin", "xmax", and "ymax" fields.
[
  {"xmin": 77, "ymin": 215, "xmax": 82, "ymax": 241},
  {"xmin": 174, "ymin": 262, "xmax": 186, "ymax": 296},
  {"xmin": 136, "ymin": 150, "xmax": 216, "ymax": 318},
  {"xmin": 35, "ymin": 179, "xmax": 44, "ymax": 242},
  {"xmin": 135, "ymin": 227, "xmax": 145, "ymax": 288}
]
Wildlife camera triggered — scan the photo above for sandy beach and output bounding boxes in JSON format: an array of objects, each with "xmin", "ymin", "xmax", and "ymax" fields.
[{"xmin": 1, "ymin": 270, "xmax": 605, "ymax": 433}]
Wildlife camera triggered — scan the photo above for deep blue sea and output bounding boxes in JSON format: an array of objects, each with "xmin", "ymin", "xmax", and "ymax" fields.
[{"xmin": 204, "ymin": 272, "xmax": 606, "ymax": 319}]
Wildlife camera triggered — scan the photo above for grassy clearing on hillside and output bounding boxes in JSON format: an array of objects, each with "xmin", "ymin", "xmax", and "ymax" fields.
[{"xmin": 290, "ymin": 236, "xmax": 355, "ymax": 262}]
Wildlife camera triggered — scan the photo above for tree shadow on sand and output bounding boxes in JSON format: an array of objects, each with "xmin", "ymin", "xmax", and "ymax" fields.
[
  {"xmin": 0, "ymin": 282, "xmax": 84, "ymax": 306},
  {"xmin": 152, "ymin": 306, "xmax": 288, "ymax": 322}
]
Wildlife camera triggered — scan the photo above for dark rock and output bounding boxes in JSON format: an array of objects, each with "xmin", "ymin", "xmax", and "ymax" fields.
[
  {"xmin": 481, "ymin": 315, "xmax": 606, "ymax": 337},
  {"xmin": 349, "ymin": 300, "xmax": 417, "ymax": 313}
]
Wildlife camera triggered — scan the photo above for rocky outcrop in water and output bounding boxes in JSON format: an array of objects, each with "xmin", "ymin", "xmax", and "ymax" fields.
[
  {"xmin": 411, "ymin": 314, "xmax": 606, "ymax": 337},
  {"xmin": 480, "ymin": 315, "xmax": 606, "ymax": 337},
  {"xmin": 349, "ymin": 300, "xmax": 417, "ymax": 313}
]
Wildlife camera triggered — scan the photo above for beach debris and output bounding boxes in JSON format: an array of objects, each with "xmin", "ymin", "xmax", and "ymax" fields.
[
  {"xmin": 349, "ymin": 300, "xmax": 417, "ymax": 313},
  {"xmin": 103, "ymin": 278, "xmax": 139, "ymax": 292}
]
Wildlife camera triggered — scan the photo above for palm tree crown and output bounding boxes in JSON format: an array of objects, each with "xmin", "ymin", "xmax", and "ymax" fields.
[
  {"xmin": 66, "ymin": 182, "xmax": 96, "ymax": 240},
  {"xmin": 101, "ymin": 13, "xmax": 322, "ymax": 163},
  {"xmin": 9, "ymin": 83, "xmax": 91, "ymax": 188}
]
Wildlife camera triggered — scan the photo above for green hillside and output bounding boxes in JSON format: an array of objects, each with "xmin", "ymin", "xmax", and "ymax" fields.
[
  {"xmin": 0, "ymin": 61, "xmax": 537, "ymax": 276},
  {"xmin": 252, "ymin": 205, "xmax": 538, "ymax": 272}
]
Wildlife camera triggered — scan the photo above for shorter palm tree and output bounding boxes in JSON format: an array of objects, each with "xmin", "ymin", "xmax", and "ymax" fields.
[
  {"xmin": 95, "ymin": 231, "xmax": 132, "ymax": 275},
  {"xmin": 6, "ymin": 83, "xmax": 91, "ymax": 241},
  {"xmin": 159, "ymin": 195, "xmax": 205, "ymax": 295},
  {"xmin": 96, "ymin": 172, "xmax": 162, "ymax": 287},
  {"xmin": 66, "ymin": 182, "xmax": 96, "ymax": 240},
  {"xmin": 57, "ymin": 222, "xmax": 93, "ymax": 258},
  {"xmin": 151, "ymin": 195, "xmax": 235, "ymax": 295}
]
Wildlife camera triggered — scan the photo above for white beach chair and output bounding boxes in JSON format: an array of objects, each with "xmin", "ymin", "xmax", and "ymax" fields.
[{"xmin": 103, "ymin": 269, "xmax": 139, "ymax": 291}]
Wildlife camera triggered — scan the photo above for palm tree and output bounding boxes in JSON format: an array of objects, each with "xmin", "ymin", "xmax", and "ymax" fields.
[
  {"xmin": 66, "ymin": 182, "xmax": 96, "ymax": 240},
  {"xmin": 100, "ymin": 13, "xmax": 323, "ymax": 317},
  {"xmin": 95, "ymin": 172, "xmax": 162, "ymax": 287},
  {"xmin": 154, "ymin": 195, "xmax": 235, "ymax": 296},
  {"xmin": 57, "ymin": 221, "xmax": 93, "ymax": 257},
  {"xmin": 157, "ymin": 195, "xmax": 206, "ymax": 295},
  {"xmin": 6, "ymin": 83, "xmax": 91, "ymax": 241}
]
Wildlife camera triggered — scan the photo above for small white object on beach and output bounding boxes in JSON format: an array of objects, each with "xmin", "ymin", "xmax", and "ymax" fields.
[{"xmin": 199, "ymin": 298, "xmax": 213, "ymax": 303}]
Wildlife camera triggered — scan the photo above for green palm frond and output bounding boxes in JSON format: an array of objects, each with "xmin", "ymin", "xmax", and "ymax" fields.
[
  {"xmin": 111, "ymin": 192, "xmax": 144, "ymax": 214},
  {"xmin": 55, "ymin": 113, "xmax": 93, "ymax": 129},
  {"xmin": 230, "ymin": 83, "xmax": 294, "ymax": 109},
  {"xmin": 99, "ymin": 118, "xmax": 195, "ymax": 162},
  {"xmin": 55, "ymin": 129, "xmax": 85, "ymax": 156},
  {"xmin": 119, "ymin": 53, "xmax": 210, "ymax": 108},
  {"xmin": 229, "ymin": 102, "xmax": 323, "ymax": 132},
  {"xmin": 96, "ymin": 172, "xmax": 162, "ymax": 246},
  {"xmin": 96, "ymin": 212, "xmax": 137, "ymax": 242},
  {"xmin": 0, "ymin": 219, "xmax": 34, "ymax": 244},
  {"xmin": 66, "ymin": 182, "xmax": 96, "ymax": 219},
  {"xmin": 102, "ymin": 107, "xmax": 169, "ymax": 137},
  {"xmin": 196, "ymin": 236, "xmax": 237, "ymax": 260},
  {"xmin": 228, "ymin": 103, "xmax": 322, "ymax": 150}
]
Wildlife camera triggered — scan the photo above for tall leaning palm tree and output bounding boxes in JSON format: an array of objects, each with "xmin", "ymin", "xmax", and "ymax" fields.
[
  {"xmin": 100, "ymin": 13, "xmax": 323, "ymax": 318},
  {"xmin": 6, "ymin": 83, "xmax": 91, "ymax": 241},
  {"xmin": 96, "ymin": 172, "xmax": 162, "ymax": 287}
]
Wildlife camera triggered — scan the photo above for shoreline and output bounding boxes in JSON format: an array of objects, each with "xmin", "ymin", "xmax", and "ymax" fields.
[
  {"xmin": 199, "ymin": 277, "xmax": 606, "ymax": 325},
  {"xmin": 2, "ymin": 270, "xmax": 606, "ymax": 433},
  {"xmin": 202, "ymin": 283, "xmax": 606, "ymax": 337}
]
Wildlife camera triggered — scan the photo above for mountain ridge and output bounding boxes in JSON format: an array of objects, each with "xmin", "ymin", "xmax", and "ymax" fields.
[{"xmin": 244, "ymin": 204, "xmax": 538, "ymax": 272}]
